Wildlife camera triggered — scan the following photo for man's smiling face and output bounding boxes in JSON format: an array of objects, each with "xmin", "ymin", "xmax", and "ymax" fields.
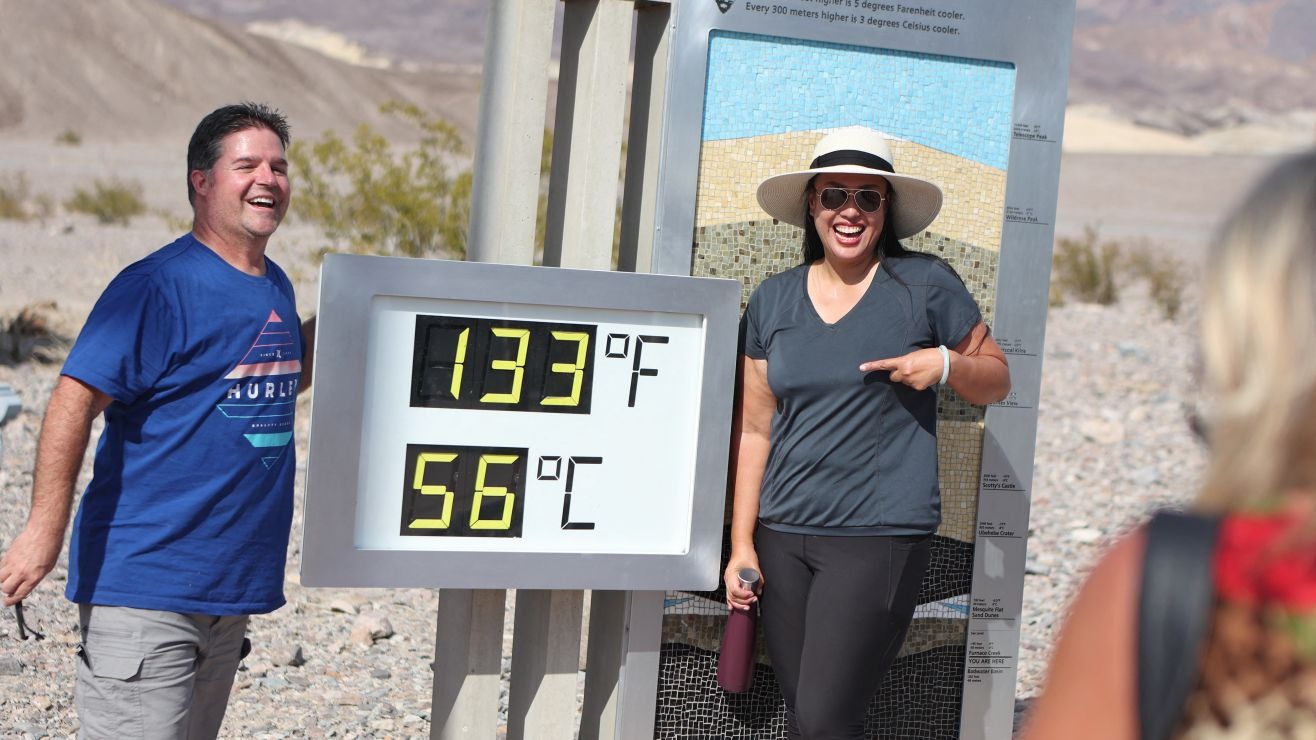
[{"xmin": 192, "ymin": 126, "xmax": 290, "ymax": 248}]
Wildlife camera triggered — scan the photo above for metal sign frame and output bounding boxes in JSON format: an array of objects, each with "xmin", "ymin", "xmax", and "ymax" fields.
[
  {"xmin": 650, "ymin": 1, "xmax": 1075, "ymax": 737},
  {"xmin": 301, "ymin": 254, "xmax": 741, "ymax": 591}
]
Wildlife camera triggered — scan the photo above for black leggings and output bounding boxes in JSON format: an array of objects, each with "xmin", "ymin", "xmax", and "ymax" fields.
[{"xmin": 756, "ymin": 524, "xmax": 932, "ymax": 740}]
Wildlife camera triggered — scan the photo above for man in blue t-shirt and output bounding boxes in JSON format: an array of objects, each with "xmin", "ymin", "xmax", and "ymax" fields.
[{"xmin": 0, "ymin": 102, "xmax": 314, "ymax": 738}]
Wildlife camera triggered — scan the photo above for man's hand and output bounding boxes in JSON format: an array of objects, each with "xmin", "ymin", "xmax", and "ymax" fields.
[
  {"xmin": 0, "ymin": 527, "xmax": 63, "ymax": 606},
  {"xmin": 0, "ymin": 375, "xmax": 112, "ymax": 606}
]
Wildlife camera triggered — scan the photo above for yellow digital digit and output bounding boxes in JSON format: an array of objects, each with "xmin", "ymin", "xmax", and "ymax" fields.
[
  {"xmin": 469, "ymin": 454, "xmax": 519, "ymax": 529},
  {"xmin": 449, "ymin": 327, "xmax": 470, "ymax": 399},
  {"xmin": 541, "ymin": 331, "xmax": 589, "ymax": 407},
  {"xmin": 408, "ymin": 452, "xmax": 457, "ymax": 529},
  {"xmin": 480, "ymin": 327, "xmax": 529, "ymax": 404}
]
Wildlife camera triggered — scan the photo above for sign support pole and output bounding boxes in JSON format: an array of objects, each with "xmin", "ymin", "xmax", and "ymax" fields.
[
  {"xmin": 431, "ymin": 590, "xmax": 505, "ymax": 740},
  {"xmin": 435, "ymin": 0, "xmax": 555, "ymax": 737}
]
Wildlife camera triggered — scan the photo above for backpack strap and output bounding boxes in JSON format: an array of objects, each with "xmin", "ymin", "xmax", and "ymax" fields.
[{"xmin": 1137, "ymin": 510, "xmax": 1221, "ymax": 740}]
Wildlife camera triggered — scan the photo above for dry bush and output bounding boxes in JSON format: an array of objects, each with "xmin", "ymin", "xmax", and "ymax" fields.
[
  {"xmin": 1050, "ymin": 225, "xmax": 1190, "ymax": 321},
  {"xmin": 1126, "ymin": 247, "xmax": 1189, "ymax": 321},
  {"xmin": 65, "ymin": 178, "xmax": 147, "ymax": 225},
  {"xmin": 0, "ymin": 172, "xmax": 33, "ymax": 220},
  {"xmin": 289, "ymin": 102, "xmax": 471, "ymax": 259},
  {"xmin": 0, "ymin": 173, "xmax": 56, "ymax": 222},
  {"xmin": 1051, "ymin": 225, "xmax": 1120, "ymax": 306},
  {"xmin": 1, "ymin": 302, "xmax": 71, "ymax": 365}
]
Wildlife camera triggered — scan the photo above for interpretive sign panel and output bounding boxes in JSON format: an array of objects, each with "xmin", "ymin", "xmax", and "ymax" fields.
[{"xmin": 649, "ymin": 1, "xmax": 1074, "ymax": 738}]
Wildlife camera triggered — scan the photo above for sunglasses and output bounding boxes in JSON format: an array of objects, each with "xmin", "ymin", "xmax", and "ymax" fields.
[{"xmin": 816, "ymin": 187, "xmax": 884, "ymax": 213}]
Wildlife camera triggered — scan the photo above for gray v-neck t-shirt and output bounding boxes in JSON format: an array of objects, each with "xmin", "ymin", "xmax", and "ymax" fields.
[{"xmin": 740, "ymin": 255, "xmax": 981, "ymax": 536}]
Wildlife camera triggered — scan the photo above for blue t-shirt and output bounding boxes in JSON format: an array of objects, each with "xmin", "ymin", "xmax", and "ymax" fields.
[
  {"xmin": 63, "ymin": 234, "xmax": 302, "ymax": 615},
  {"xmin": 740, "ymin": 255, "xmax": 981, "ymax": 535}
]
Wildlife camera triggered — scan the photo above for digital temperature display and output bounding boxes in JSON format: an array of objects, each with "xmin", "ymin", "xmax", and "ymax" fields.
[{"xmin": 301, "ymin": 255, "xmax": 739, "ymax": 590}]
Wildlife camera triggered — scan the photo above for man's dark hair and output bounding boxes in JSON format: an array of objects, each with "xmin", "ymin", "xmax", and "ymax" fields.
[{"xmin": 186, "ymin": 102, "xmax": 291, "ymax": 205}]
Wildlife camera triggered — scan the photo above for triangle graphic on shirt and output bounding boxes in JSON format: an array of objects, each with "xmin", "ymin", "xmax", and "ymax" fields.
[{"xmin": 225, "ymin": 311, "xmax": 301, "ymax": 380}]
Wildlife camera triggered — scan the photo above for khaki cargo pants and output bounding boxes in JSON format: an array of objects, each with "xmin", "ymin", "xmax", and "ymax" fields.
[{"xmin": 75, "ymin": 604, "xmax": 249, "ymax": 739}]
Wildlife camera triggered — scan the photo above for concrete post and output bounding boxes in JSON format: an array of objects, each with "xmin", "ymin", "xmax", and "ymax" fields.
[
  {"xmin": 542, "ymin": 0, "xmax": 635, "ymax": 270},
  {"xmin": 618, "ymin": 1, "xmax": 672, "ymax": 274},
  {"xmin": 466, "ymin": 0, "xmax": 557, "ymax": 265}
]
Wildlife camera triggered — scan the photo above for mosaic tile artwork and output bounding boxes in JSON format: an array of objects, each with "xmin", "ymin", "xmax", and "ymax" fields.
[
  {"xmin": 656, "ymin": 643, "xmax": 968, "ymax": 739},
  {"xmin": 659, "ymin": 29, "xmax": 1017, "ymax": 739}
]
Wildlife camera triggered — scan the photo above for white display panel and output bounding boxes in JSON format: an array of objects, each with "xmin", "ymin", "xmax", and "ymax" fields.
[
  {"xmin": 300, "ymin": 254, "xmax": 740, "ymax": 590},
  {"xmin": 354, "ymin": 296, "xmax": 703, "ymax": 555}
]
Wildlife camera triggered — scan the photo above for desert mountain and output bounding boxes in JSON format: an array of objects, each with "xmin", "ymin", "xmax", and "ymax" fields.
[
  {"xmin": 0, "ymin": 0, "xmax": 482, "ymax": 143},
  {"xmin": 156, "ymin": 0, "xmax": 1316, "ymax": 140},
  {"xmin": 4, "ymin": 0, "xmax": 1314, "ymax": 147},
  {"xmin": 1070, "ymin": 0, "xmax": 1316, "ymax": 134},
  {"xmin": 156, "ymin": 0, "xmax": 492, "ymax": 72}
]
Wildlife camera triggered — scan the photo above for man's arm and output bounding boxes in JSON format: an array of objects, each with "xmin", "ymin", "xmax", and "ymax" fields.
[{"xmin": 0, "ymin": 376, "xmax": 112, "ymax": 606}]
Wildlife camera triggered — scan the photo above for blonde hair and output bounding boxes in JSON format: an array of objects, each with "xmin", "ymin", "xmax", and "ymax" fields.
[{"xmin": 1197, "ymin": 151, "xmax": 1316, "ymax": 510}]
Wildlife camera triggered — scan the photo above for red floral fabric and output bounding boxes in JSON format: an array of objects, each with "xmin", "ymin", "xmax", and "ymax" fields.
[{"xmin": 1215, "ymin": 513, "xmax": 1316, "ymax": 608}]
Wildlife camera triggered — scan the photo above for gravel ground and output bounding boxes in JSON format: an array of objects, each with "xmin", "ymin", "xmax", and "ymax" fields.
[
  {"xmin": 0, "ymin": 140, "xmax": 1225, "ymax": 738},
  {"xmin": 0, "ymin": 279, "xmax": 1207, "ymax": 738}
]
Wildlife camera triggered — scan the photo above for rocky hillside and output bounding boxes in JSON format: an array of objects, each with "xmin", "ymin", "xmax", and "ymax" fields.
[
  {"xmin": 3, "ymin": 0, "xmax": 1313, "ymax": 146},
  {"xmin": 1070, "ymin": 0, "xmax": 1316, "ymax": 134},
  {"xmin": 0, "ymin": 0, "xmax": 482, "ymax": 143},
  {"xmin": 157, "ymin": 0, "xmax": 494, "ymax": 71},
  {"xmin": 156, "ymin": 0, "xmax": 1316, "ymax": 140}
]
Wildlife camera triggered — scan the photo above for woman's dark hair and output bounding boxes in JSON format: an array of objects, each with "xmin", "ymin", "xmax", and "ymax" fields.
[{"xmin": 186, "ymin": 102, "xmax": 291, "ymax": 205}]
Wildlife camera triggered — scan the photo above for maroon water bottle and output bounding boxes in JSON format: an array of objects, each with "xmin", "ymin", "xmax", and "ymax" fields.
[{"xmin": 717, "ymin": 568, "xmax": 760, "ymax": 693}]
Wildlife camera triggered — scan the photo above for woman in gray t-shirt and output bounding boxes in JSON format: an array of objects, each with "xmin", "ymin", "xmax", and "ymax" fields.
[{"xmin": 723, "ymin": 127, "xmax": 1011, "ymax": 739}]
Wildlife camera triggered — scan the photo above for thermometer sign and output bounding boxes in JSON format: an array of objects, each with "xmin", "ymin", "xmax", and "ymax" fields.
[{"xmin": 301, "ymin": 255, "xmax": 739, "ymax": 590}]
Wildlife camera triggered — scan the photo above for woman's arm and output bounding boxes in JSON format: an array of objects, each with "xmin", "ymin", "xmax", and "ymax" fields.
[
  {"xmin": 946, "ymin": 321, "xmax": 1010, "ymax": 405},
  {"xmin": 1021, "ymin": 528, "xmax": 1145, "ymax": 740},
  {"xmin": 858, "ymin": 321, "xmax": 1010, "ymax": 405},
  {"xmin": 724, "ymin": 354, "xmax": 776, "ymax": 610}
]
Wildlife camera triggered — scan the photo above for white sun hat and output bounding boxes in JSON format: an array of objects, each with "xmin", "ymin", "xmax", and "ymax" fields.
[{"xmin": 755, "ymin": 126, "xmax": 944, "ymax": 239}]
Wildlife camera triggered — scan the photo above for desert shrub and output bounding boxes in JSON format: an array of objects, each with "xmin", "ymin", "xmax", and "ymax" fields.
[
  {"xmin": 65, "ymin": 178, "xmax": 147, "ymax": 225},
  {"xmin": 1051, "ymin": 225, "xmax": 1120, "ymax": 306},
  {"xmin": 1051, "ymin": 226, "xmax": 1190, "ymax": 321},
  {"xmin": 0, "ymin": 173, "xmax": 54, "ymax": 222},
  {"xmin": 1, "ymin": 302, "xmax": 69, "ymax": 364},
  {"xmin": 0, "ymin": 172, "xmax": 33, "ymax": 220},
  {"xmin": 55, "ymin": 129, "xmax": 82, "ymax": 146},
  {"xmin": 155, "ymin": 208, "xmax": 192, "ymax": 234},
  {"xmin": 1126, "ymin": 247, "xmax": 1189, "ymax": 321},
  {"xmin": 289, "ymin": 102, "xmax": 471, "ymax": 259},
  {"xmin": 30, "ymin": 193, "xmax": 55, "ymax": 221}
]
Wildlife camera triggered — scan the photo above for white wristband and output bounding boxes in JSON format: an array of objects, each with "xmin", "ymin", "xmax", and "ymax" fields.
[{"xmin": 937, "ymin": 345, "xmax": 950, "ymax": 385}]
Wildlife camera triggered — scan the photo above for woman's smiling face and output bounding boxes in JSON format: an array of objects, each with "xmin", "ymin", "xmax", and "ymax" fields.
[{"xmin": 808, "ymin": 173, "xmax": 889, "ymax": 266}]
